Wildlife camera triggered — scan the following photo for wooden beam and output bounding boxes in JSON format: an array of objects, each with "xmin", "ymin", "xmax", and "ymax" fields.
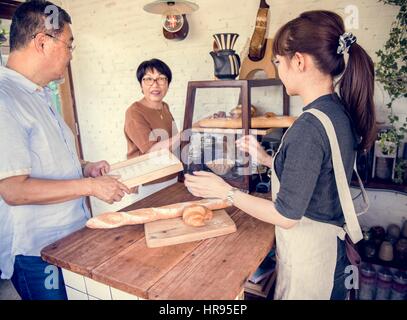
[{"xmin": 0, "ymin": 0, "xmax": 22, "ymax": 20}]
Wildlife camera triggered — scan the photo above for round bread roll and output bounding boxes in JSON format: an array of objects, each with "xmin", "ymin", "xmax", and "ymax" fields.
[
  {"xmin": 230, "ymin": 105, "xmax": 257, "ymax": 119},
  {"xmin": 265, "ymin": 112, "xmax": 277, "ymax": 118},
  {"xmin": 182, "ymin": 205, "xmax": 213, "ymax": 227}
]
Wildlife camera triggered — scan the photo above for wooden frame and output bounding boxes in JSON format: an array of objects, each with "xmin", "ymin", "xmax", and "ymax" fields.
[
  {"xmin": 181, "ymin": 78, "xmax": 290, "ymax": 191},
  {"xmin": 0, "ymin": 0, "xmax": 21, "ymax": 20},
  {"xmin": 109, "ymin": 149, "xmax": 184, "ymax": 188},
  {"xmin": 59, "ymin": 66, "xmax": 85, "ymax": 159}
]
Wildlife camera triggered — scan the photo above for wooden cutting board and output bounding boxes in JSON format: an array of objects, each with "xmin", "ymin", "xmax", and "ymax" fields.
[{"xmin": 144, "ymin": 209, "xmax": 237, "ymax": 248}]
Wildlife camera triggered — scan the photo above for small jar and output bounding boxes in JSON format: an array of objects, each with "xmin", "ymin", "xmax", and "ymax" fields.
[
  {"xmin": 387, "ymin": 224, "xmax": 401, "ymax": 239},
  {"xmin": 386, "ymin": 234, "xmax": 399, "ymax": 246},
  {"xmin": 213, "ymin": 134, "xmax": 227, "ymax": 160},
  {"xmin": 378, "ymin": 241, "xmax": 394, "ymax": 262},
  {"xmin": 375, "ymin": 268, "xmax": 393, "ymax": 300},
  {"xmin": 201, "ymin": 134, "xmax": 214, "ymax": 164},
  {"xmin": 395, "ymin": 238, "xmax": 407, "ymax": 265},
  {"xmin": 358, "ymin": 263, "xmax": 377, "ymax": 300},
  {"xmin": 390, "ymin": 270, "xmax": 407, "ymax": 300},
  {"xmin": 363, "ymin": 241, "xmax": 377, "ymax": 261},
  {"xmin": 186, "ymin": 135, "xmax": 203, "ymax": 173},
  {"xmin": 362, "ymin": 227, "xmax": 372, "ymax": 241},
  {"xmin": 402, "ymin": 220, "xmax": 407, "ymax": 238},
  {"xmin": 370, "ymin": 226, "xmax": 386, "ymax": 246}
]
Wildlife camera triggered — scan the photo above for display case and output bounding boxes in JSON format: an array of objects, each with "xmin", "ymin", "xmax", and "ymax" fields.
[{"xmin": 180, "ymin": 79, "xmax": 290, "ymax": 191}]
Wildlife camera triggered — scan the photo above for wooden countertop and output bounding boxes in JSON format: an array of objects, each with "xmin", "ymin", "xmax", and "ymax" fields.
[{"xmin": 41, "ymin": 183, "xmax": 275, "ymax": 300}]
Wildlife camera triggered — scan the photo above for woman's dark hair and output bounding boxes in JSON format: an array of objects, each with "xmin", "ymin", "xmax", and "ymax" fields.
[
  {"xmin": 136, "ymin": 59, "xmax": 172, "ymax": 85},
  {"xmin": 10, "ymin": 0, "xmax": 72, "ymax": 52},
  {"xmin": 273, "ymin": 10, "xmax": 376, "ymax": 151}
]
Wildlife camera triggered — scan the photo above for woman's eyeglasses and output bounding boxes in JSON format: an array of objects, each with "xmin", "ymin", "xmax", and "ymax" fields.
[{"xmin": 142, "ymin": 76, "xmax": 168, "ymax": 86}]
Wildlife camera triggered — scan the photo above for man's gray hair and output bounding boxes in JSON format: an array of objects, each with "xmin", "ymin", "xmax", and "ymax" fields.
[{"xmin": 10, "ymin": 0, "xmax": 71, "ymax": 52}]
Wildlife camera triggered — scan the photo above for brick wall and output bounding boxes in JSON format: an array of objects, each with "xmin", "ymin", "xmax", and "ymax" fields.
[{"xmin": 59, "ymin": 0, "xmax": 406, "ymax": 214}]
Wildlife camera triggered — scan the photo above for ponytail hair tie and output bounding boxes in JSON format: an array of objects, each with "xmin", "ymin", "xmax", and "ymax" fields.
[{"xmin": 337, "ymin": 32, "xmax": 357, "ymax": 55}]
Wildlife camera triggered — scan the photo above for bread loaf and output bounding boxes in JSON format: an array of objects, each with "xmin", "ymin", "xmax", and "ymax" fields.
[
  {"xmin": 182, "ymin": 205, "xmax": 213, "ymax": 227},
  {"xmin": 230, "ymin": 105, "xmax": 257, "ymax": 119},
  {"xmin": 86, "ymin": 198, "xmax": 230, "ymax": 229},
  {"xmin": 198, "ymin": 115, "xmax": 297, "ymax": 129}
]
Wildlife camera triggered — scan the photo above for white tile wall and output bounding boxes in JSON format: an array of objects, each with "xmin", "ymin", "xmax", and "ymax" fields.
[{"xmin": 355, "ymin": 188, "xmax": 407, "ymax": 229}]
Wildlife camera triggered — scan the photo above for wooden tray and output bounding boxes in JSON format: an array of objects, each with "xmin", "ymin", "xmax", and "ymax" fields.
[
  {"xmin": 144, "ymin": 209, "xmax": 237, "ymax": 248},
  {"xmin": 198, "ymin": 116, "xmax": 297, "ymax": 129},
  {"xmin": 191, "ymin": 127, "xmax": 276, "ymax": 136},
  {"xmin": 108, "ymin": 149, "xmax": 183, "ymax": 188}
]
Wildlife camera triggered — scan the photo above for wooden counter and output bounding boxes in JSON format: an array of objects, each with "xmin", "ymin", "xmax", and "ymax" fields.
[{"xmin": 41, "ymin": 183, "xmax": 275, "ymax": 300}]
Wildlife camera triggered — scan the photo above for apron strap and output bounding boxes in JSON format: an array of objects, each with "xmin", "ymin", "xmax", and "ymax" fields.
[
  {"xmin": 304, "ymin": 109, "xmax": 364, "ymax": 243},
  {"xmin": 352, "ymin": 159, "xmax": 370, "ymax": 216}
]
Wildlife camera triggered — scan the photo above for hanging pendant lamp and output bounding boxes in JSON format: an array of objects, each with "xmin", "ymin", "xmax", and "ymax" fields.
[{"xmin": 143, "ymin": 1, "xmax": 199, "ymax": 41}]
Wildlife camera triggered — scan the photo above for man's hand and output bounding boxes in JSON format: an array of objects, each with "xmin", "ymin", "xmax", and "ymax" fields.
[
  {"xmin": 89, "ymin": 176, "xmax": 130, "ymax": 204},
  {"xmin": 83, "ymin": 161, "xmax": 110, "ymax": 178},
  {"xmin": 130, "ymin": 186, "xmax": 139, "ymax": 194}
]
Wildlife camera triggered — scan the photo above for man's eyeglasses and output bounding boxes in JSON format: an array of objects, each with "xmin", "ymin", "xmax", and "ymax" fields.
[
  {"xmin": 142, "ymin": 76, "xmax": 168, "ymax": 86},
  {"xmin": 32, "ymin": 33, "xmax": 76, "ymax": 53}
]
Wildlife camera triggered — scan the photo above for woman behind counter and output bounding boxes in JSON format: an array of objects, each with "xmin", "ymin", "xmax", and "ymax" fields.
[
  {"xmin": 185, "ymin": 10, "xmax": 376, "ymax": 300},
  {"xmin": 125, "ymin": 58, "xmax": 179, "ymax": 159},
  {"xmin": 124, "ymin": 59, "xmax": 180, "ymax": 185}
]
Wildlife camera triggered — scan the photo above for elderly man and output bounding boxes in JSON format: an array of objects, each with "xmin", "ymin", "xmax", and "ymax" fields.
[{"xmin": 0, "ymin": 0, "xmax": 130, "ymax": 299}]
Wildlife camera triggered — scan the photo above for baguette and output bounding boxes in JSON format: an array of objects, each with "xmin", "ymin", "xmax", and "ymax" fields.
[{"xmin": 86, "ymin": 198, "xmax": 230, "ymax": 229}]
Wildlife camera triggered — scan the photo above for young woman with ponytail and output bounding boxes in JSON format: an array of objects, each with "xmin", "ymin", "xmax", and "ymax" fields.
[{"xmin": 184, "ymin": 10, "xmax": 375, "ymax": 300}]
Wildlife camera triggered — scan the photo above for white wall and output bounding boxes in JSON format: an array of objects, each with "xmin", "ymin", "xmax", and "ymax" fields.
[
  {"xmin": 352, "ymin": 188, "xmax": 407, "ymax": 231},
  {"xmin": 59, "ymin": 0, "xmax": 406, "ymax": 215}
]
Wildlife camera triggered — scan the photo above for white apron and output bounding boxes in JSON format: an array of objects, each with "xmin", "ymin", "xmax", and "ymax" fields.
[{"xmin": 272, "ymin": 108, "xmax": 369, "ymax": 300}]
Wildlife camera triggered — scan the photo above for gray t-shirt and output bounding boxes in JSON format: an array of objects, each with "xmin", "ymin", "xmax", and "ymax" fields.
[{"xmin": 274, "ymin": 93, "xmax": 359, "ymax": 226}]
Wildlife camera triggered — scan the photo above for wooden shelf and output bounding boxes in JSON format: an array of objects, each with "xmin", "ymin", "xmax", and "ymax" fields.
[
  {"xmin": 186, "ymin": 78, "xmax": 283, "ymax": 89},
  {"xmin": 0, "ymin": 0, "xmax": 20, "ymax": 20},
  {"xmin": 191, "ymin": 127, "xmax": 276, "ymax": 136},
  {"xmin": 351, "ymin": 178, "xmax": 407, "ymax": 194},
  {"xmin": 244, "ymin": 271, "xmax": 276, "ymax": 299}
]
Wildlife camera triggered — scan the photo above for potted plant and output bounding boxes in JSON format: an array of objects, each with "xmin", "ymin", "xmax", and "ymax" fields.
[
  {"xmin": 375, "ymin": 0, "xmax": 407, "ymax": 183},
  {"xmin": 378, "ymin": 130, "xmax": 398, "ymax": 156},
  {"xmin": 394, "ymin": 158, "xmax": 407, "ymax": 184},
  {"xmin": 373, "ymin": 129, "xmax": 398, "ymax": 180}
]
